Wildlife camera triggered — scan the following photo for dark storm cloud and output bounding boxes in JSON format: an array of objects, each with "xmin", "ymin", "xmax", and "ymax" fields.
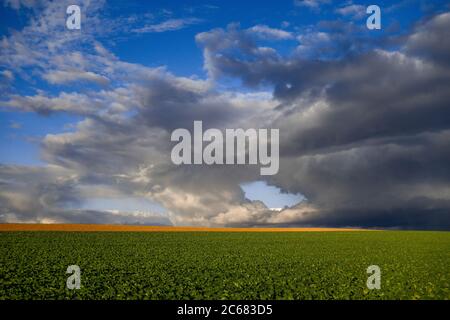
[
  {"xmin": 195, "ymin": 12, "xmax": 450, "ymax": 230},
  {"xmin": 275, "ymin": 51, "xmax": 450, "ymax": 155},
  {"xmin": 134, "ymin": 74, "xmax": 245, "ymax": 131},
  {"xmin": 270, "ymin": 130, "xmax": 450, "ymax": 229}
]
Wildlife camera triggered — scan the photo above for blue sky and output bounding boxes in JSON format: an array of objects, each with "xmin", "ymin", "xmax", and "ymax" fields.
[{"xmin": 1, "ymin": 0, "xmax": 449, "ymax": 228}]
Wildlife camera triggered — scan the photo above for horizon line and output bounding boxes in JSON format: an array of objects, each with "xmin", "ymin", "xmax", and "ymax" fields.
[{"xmin": 0, "ymin": 223, "xmax": 373, "ymax": 232}]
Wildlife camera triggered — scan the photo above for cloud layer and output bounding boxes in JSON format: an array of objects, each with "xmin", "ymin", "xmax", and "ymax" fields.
[{"xmin": 1, "ymin": 1, "xmax": 449, "ymax": 229}]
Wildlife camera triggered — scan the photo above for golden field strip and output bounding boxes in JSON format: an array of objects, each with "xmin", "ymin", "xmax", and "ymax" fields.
[{"xmin": 0, "ymin": 223, "xmax": 368, "ymax": 232}]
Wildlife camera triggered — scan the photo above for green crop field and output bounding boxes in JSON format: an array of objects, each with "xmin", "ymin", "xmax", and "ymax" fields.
[{"xmin": 0, "ymin": 231, "xmax": 449, "ymax": 300}]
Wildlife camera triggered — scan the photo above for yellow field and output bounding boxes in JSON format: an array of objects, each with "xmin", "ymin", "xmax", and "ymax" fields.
[{"xmin": 0, "ymin": 223, "xmax": 368, "ymax": 232}]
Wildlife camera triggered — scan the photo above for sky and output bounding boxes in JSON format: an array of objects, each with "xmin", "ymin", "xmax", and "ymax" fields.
[{"xmin": 0, "ymin": 0, "xmax": 450, "ymax": 229}]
